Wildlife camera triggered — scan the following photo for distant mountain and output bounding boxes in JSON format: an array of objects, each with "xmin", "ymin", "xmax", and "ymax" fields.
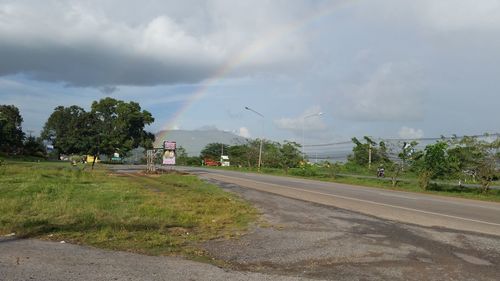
[{"xmin": 154, "ymin": 129, "xmax": 248, "ymax": 156}]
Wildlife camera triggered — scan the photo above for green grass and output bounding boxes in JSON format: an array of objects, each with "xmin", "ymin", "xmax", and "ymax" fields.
[{"xmin": 0, "ymin": 161, "xmax": 258, "ymax": 257}]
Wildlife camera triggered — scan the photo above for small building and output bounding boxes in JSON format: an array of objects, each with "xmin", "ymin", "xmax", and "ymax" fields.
[{"xmin": 220, "ymin": 155, "xmax": 230, "ymax": 167}]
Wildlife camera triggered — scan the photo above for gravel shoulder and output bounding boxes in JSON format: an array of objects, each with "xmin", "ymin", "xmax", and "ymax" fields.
[{"xmin": 202, "ymin": 178, "xmax": 500, "ymax": 281}]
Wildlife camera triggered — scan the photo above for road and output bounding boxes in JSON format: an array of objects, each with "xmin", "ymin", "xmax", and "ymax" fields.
[{"xmin": 174, "ymin": 167, "xmax": 500, "ymax": 237}]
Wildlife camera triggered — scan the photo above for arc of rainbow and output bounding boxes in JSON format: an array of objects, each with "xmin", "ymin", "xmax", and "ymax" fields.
[{"xmin": 158, "ymin": 1, "xmax": 348, "ymax": 142}]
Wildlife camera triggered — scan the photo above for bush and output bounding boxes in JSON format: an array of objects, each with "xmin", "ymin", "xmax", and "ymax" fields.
[
  {"xmin": 418, "ymin": 170, "xmax": 432, "ymax": 190},
  {"xmin": 290, "ymin": 165, "xmax": 319, "ymax": 177}
]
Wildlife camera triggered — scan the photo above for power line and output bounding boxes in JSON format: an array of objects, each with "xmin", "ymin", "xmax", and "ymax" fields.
[{"xmin": 304, "ymin": 133, "xmax": 499, "ymax": 147}]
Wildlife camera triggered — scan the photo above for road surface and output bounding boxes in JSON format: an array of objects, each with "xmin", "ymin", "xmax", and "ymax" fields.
[{"xmin": 174, "ymin": 167, "xmax": 500, "ymax": 237}]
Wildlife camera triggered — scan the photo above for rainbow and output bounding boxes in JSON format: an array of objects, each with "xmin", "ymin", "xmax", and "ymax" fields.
[{"xmin": 157, "ymin": 1, "xmax": 347, "ymax": 142}]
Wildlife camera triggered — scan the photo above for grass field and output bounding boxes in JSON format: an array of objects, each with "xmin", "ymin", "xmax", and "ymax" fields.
[{"xmin": 0, "ymin": 160, "xmax": 257, "ymax": 258}]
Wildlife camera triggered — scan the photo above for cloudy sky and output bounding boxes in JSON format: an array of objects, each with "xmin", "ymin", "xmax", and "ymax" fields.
[{"xmin": 1, "ymin": 0, "xmax": 499, "ymax": 144}]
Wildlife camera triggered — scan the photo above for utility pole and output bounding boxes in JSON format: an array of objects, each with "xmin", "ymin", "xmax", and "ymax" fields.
[
  {"xmin": 368, "ymin": 143, "xmax": 372, "ymax": 169},
  {"xmin": 245, "ymin": 106, "xmax": 265, "ymax": 172}
]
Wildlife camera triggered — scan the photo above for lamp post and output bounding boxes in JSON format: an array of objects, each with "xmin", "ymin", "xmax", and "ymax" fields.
[
  {"xmin": 245, "ymin": 106, "xmax": 264, "ymax": 171},
  {"xmin": 301, "ymin": 112, "xmax": 323, "ymax": 161}
]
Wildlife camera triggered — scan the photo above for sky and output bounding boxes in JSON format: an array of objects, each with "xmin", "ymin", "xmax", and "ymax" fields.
[{"xmin": 1, "ymin": 0, "xmax": 500, "ymax": 145}]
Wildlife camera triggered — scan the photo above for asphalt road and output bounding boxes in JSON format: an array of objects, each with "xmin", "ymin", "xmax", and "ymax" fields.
[{"xmin": 174, "ymin": 167, "xmax": 500, "ymax": 237}]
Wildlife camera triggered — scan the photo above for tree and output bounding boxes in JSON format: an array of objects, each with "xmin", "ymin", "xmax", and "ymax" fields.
[
  {"xmin": 41, "ymin": 105, "xmax": 93, "ymax": 157},
  {"xmin": 90, "ymin": 98, "xmax": 155, "ymax": 162},
  {"xmin": 279, "ymin": 141, "xmax": 302, "ymax": 173},
  {"xmin": 175, "ymin": 146, "xmax": 189, "ymax": 165},
  {"xmin": 416, "ymin": 141, "xmax": 449, "ymax": 190},
  {"xmin": 0, "ymin": 105, "xmax": 25, "ymax": 154},
  {"xmin": 41, "ymin": 98, "xmax": 155, "ymax": 168},
  {"xmin": 228, "ymin": 144, "xmax": 251, "ymax": 167},
  {"xmin": 398, "ymin": 141, "xmax": 419, "ymax": 171},
  {"xmin": 200, "ymin": 143, "xmax": 228, "ymax": 161},
  {"xmin": 348, "ymin": 136, "xmax": 391, "ymax": 167},
  {"xmin": 23, "ymin": 136, "xmax": 47, "ymax": 158},
  {"xmin": 447, "ymin": 135, "xmax": 500, "ymax": 192}
]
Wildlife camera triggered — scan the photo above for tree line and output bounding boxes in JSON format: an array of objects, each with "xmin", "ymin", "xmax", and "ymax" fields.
[
  {"xmin": 180, "ymin": 134, "xmax": 499, "ymax": 192},
  {"xmin": 0, "ymin": 98, "xmax": 155, "ymax": 165},
  {"xmin": 347, "ymin": 135, "xmax": 499, "ymax": 192}
]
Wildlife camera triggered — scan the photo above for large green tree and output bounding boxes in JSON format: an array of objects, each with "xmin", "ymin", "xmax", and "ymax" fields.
[
  {"xmin": 41, "ymin": 98, "xmax": 155, "ymax": 166},
  {"xmin": 89, "ymin": 98, "xmax": 155, "ymax": 161},
  {"xmin": 0, "ymin": 105, "xmax": 25, "ymax": 154},
  {"xmin": 41, "ymin": 105, "xmax": 93, "ymax": 156}
]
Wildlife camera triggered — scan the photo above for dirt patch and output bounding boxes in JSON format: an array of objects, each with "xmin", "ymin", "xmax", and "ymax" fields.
[{"xmin": 203, "ymin": 179, "xmax": 500, "ymax": 281}]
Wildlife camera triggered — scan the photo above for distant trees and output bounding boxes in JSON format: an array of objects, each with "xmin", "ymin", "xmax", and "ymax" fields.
[
  {"xmin": 347, "ymin": 135, "xmax": 499, "ymax": 192},
  {"xmin": 348, "ymin": 136, "xmax": 390, "ymax": 166},
  {"xmin": 0, "ymin": 105, "xmax": 25, "ymax": 154},
  {"xmin": 200, "ymin": 140, "xmax": 303, "ymax": 171},
  {"xmin": 200, "ymin": 143, "xmax": 229, "ymax": 161},
  {"xmin": 41, "ymin": 98, "xmax": 155, "ymax": 165}
]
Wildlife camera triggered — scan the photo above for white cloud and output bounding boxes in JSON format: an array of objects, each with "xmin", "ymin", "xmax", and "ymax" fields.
[
  {"xmin": 336, "ymin": 62, "xmax": 424, "ymax": 121},
  {"xmin": 237, "ymin": 127, "xmax": 251, "ymax": 138},
  {"xmin": 421, "ymin": 0, "xmax": 500, "ymax": 32},
  {"xmin": 398, "ymin": 126, "xmax": 424, "ymax": 139},
  {"xmin": 274, "ymin": 106, "xmax": 326, "ymax": 133}
]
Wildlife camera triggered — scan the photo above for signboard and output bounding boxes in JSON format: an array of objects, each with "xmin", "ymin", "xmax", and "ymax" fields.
[
  {"xmin": 162, "ymin": 141, "xmax": 176, "ymax": 165},
  {"xmin": 163, "ymin": 141, "xmax": 176, "ymax": 150}
]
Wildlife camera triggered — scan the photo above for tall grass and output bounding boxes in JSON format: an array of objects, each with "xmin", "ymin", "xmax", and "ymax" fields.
[{"xmin": 0, "ymin": 162, "xmax": 257, "ymax": 256}]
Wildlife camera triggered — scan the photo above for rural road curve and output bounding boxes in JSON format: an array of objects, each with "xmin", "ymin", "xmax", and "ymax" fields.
[{"xmin": 175, "ymin": 167, "xmax": 500, "ymax": 237}]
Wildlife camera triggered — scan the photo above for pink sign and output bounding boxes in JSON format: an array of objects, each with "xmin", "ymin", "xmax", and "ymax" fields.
[{"xmin": 163, "ymin": 141, "xmax": 176, "ymax": 150}]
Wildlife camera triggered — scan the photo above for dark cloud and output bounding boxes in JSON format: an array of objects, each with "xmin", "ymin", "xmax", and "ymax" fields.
[
  {"xmin": 0, "ymin": 43, "xmax": 216, "ymax": 87},
  {"xmin": 99, "ymin": 85, "xmax": 119, "ymax": 95}
]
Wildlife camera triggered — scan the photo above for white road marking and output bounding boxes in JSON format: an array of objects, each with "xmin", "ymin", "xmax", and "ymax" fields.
[{"xmin": 210, "ymin": 173, "xmax": 500, "ymax": 228}]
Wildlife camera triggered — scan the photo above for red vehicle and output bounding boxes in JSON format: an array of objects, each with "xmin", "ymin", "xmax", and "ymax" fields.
[{"xmin": 203, "ymin": 158, "xmax": 220, "ymax": 166}]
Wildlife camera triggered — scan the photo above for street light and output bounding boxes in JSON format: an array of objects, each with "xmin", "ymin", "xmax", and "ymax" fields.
[
  {"xmin": 301, "ymin": 112, "xmax": 323, "ymax": 160},
  {"xmin": 245, "ymin": 106, "xmax": 264, "ymax": 171}
]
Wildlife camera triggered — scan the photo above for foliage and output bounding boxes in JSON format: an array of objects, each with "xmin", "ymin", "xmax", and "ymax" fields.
[
  {"xmin": 279, "ymin": 141, "xmax": 302, "ymax": 173},
  {"xmin": 398, "ymin": 141, "xmax": 420, "ymax": 171},
  {"xmin": 228, "ymin": 144, "xmax": 251, "ymax": 167},
  {"xmin": 23, "ymin": 136, "xmax": 47, "ymax": 158},
  {"xmin": 41, "ymin": 98, "xmax": 155, "ymax": 165},
  {"xmin": 420, "ymin": 141, "xmax": 450, "ymax": 177},
  {"xmin": 41, "ymin": 105, "xmax": 92, "ymax": 156},
  {"xmin": 0, "ymin": 105, "xmax": 25, "ymax": 154},
  {"xmin": 201, "ymin": 139, "xmax": 303, "ymax": 170},
  {"xmin": 90, "ymin": 97, "xmax": 155, "ymax": 158},
  {"xmin": 348, "ymin": 136, "xmax": 391, "ymax": 167},
  {"xmin": 200, "ymin": 142, "xmax": 229, "ymax": 161},
  {"xmin": 175, "ymin": 146, "xmax": 201, "ymax": 166},
  {"xmin": 447, "ymin": 135, "xmax": 500, "ymax": 192},
  {"xmin": 290, "ymin": 164, "xmax": 319, "ymax": 177}
]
